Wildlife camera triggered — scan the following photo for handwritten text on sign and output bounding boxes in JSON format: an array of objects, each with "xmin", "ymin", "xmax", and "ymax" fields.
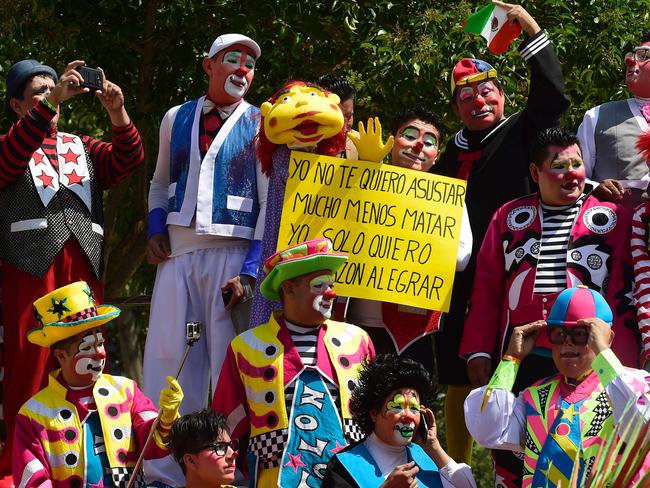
[{"xmin": 277, "ymin": 151, "xmax": 466, "ymax": 311}]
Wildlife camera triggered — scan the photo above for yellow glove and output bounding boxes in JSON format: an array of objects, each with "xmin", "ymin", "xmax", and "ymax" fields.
[
  {"xmin": 347, "ymin": 117, "xmax": 394, "ymax": 163},
  {"xmin": 159, "ymin": 376, "xmax": 183, "ymax": 426}
]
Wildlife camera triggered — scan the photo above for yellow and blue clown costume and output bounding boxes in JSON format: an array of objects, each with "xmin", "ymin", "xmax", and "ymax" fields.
[
  {"xmin": 13, "ymin": 282, "xmax": 180, "ymax": 488},
  {"xmin": 213, "ymin": 239, "xmax": 375, "ymax": 487}
]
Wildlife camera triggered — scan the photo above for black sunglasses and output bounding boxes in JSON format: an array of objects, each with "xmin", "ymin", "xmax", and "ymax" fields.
[
  {"xmin": 547, "ymin": 326, "xmax": 589, "ymax": 346},
  {"xmin": 201, "ymin": 439, "xmax": 239, "ymax": 457}
]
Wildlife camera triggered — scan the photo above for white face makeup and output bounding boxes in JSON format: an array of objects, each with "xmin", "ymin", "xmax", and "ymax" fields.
[
  {"xmin": 73, "ymin": 331, "xmax": 106, "ymax": 382},
  {"xmin": 309, "ymin": 274, "xmax": 336, "ymax": 319},
  {"xmin": 222, "ymin": 50, "xmax": 255, "ymax": 99},
  {"xmin": 455, "ymin": 79, "xmax": 505, "ymax": 131}
]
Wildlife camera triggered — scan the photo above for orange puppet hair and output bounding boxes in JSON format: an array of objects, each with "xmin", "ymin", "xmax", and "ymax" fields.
[
  {"xmin": 256, "ymin": 80, "xmax": 346, "ymax": 176},
  {"xmin": 637, "ymin": 131, "xmax": 650, "ymax": 164}
]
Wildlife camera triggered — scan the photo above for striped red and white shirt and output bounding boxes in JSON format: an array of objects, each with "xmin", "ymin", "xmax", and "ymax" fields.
[
  {"xmin": 631, "ymin": 202, "xmax": 650, "ymax": 364},
  {"xmin": 0, "ymin": 99, "xmax": 144, "ymax": 190}
]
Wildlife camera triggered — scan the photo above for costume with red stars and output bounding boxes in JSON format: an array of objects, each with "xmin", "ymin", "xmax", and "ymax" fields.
[{"xmin": 0, "ymin": 59, "xmax": 143, "ymax": 478}]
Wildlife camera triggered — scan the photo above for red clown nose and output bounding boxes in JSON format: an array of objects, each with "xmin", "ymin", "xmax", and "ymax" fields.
[{"xmin": 323, "ymin": 289, "xmax": 337, "ymax": 301}]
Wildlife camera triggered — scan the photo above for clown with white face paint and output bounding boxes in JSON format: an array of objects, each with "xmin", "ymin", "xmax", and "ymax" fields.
[
  {"xmin": 578, "ymin": 30, "xmax": 650, "ymax": 208},
  {"xmin": 13, "ymin": 281, "xmax": 185, "ymax": 488},
  {"xmin": 207, "ymin": 47, "xmax": 257, "ymax": 104},
  {"xmin": 145, "ymin": 32, "xmax": 267, "ymax": 486},
  {"xmin": 379, "ymin": 390, "xmax": 420, "ymax": 446},
  {"xmin": 70, "ymin": 329, "xmax": 107, "ymax": 383},
  {"xmin": 310, "ymin": 274, "xmax": 337, "ymax": 319},
  {"xmin": 323, "ymin": 355, "xmax": 477, "ymax": 488},
  {"xmin": 214, "ymin": 239, "xmax": 375, "ymax": 487}
]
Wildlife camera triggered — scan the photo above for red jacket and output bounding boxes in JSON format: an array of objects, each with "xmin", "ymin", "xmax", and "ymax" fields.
[{"xmin": 461, "ymin": 192, "xmax": 639, "ymax": 367}]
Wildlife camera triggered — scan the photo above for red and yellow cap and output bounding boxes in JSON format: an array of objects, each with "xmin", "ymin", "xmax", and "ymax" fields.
[{"xmin": 451, "ymin": 58, "xmax": 498, "ymax": 95}]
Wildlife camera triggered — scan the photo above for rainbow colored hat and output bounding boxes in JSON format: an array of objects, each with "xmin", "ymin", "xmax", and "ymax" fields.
[
  {"xmin": 27, "ymin": 281, "xmax": 121, "ymax": 347},
  {"xmin": 547, "ymin": 286, "xmax": 612, "ymax": 327},
  {"xmin": 450, "ymin": 58, "xmax": 498, "ymax": 95},
  {"xmin": 260, "ymin": 238, "xmax": 348, "ymax": 301}
]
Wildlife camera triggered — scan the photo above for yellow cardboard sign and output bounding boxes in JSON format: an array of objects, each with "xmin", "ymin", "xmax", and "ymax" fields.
[{"xmin": 277, "ymin": 151, "xmax": 467, "ymax": 312}]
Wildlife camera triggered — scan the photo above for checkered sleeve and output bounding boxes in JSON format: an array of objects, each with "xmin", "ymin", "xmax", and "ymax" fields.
[
  {"xmin": 343, "ymin": 418, "xmax": 364, "ymax": 443},
  {"xmin": 595, "ymin": 349, "xmax": 650, "ymax": 442},
  {"xmin": 110, "ymin": 467, "xmax": 146, "ymax": 488},
  {"xmin": 248, "ymin": 429, "xmax": 289, "ymax": 469}
]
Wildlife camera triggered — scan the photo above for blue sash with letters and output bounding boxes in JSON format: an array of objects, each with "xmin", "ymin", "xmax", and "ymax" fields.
[{"xmin": 279, "ymin": 369, "xmax": 347, "ymax": 487}]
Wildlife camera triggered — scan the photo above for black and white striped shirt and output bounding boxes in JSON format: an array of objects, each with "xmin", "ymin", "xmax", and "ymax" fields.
[
  {"xmin": 284, "ymin": 321, "xmax": 340, "ymax": 410},
  {"xmin": 533, "ymin": 196, "xmax": 585, "ymax": 294}
]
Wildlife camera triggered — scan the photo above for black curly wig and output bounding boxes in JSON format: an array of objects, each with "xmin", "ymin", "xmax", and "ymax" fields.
[{"xmin": 350, "ymin": 354, "xmax": 436, "ymax": 437}]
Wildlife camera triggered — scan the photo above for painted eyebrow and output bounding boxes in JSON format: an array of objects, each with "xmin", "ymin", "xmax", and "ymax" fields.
[
  {"xmin": 401, "ymin": 126, "xmax": 437, "ymax": 137},
  {"xmin": 550, "ymin": 152, "xmax": 583, "ymax": 164}
]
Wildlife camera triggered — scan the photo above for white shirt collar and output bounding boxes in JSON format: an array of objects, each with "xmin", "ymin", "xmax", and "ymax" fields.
[{"xmin": 202, "ymin": 98, "xmax": 242, "ymax": 117}]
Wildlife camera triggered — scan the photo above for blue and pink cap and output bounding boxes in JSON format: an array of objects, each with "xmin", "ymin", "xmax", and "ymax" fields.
[{"xmin": 547, "ymin": 286, "xmax": 612, "ymax": 327}]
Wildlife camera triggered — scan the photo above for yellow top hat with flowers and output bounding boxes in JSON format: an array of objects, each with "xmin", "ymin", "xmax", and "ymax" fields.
[{"xmin": 27, "ymin": 281, "xmax": 121, "ymax": 348}]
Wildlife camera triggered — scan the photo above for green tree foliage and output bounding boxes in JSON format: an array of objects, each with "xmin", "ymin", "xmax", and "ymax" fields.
[
  {"xmin": 1, "ymin": 2, "xmax": 647, "ymax": 485},
  {"xmin": 1, "ymin": 0, "xmax": 646, "ymax": 297}
]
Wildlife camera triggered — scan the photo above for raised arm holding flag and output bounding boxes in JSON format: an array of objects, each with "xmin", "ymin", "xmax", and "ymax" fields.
[
  {"xmin": 430, "ymin": 0, "xmax": 570, "ymax": 478},
  {"xmin": 464, "ymin": 0, "xmax": 540, "ymax": 54}
]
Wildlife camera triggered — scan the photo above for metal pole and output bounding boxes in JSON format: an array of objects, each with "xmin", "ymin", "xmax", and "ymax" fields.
[{"xmin": 126, "ymin": 322, "xmax": 201, "ymax": 488}]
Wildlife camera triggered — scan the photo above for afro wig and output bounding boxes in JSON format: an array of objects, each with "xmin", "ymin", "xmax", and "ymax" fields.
[{"xmin": 350, "ymin": 354, "xmax": 436, "ymax": 437}]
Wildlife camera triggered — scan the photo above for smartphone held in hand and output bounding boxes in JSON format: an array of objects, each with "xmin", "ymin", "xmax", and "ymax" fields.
[{"xmin": 74, "ymin": 66, "xmax": 103, "ymax": 92}]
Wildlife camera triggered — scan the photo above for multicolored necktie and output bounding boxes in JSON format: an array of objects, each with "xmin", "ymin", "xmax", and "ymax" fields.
[{"xmin": 532, "ymin": 398, "xmax": 584, "ymax": 487}]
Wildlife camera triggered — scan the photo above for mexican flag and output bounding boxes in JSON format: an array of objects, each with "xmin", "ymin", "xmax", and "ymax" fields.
[{"xmin": 464, "ymin": 3, "xmax": 522, "ymax": 54}]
